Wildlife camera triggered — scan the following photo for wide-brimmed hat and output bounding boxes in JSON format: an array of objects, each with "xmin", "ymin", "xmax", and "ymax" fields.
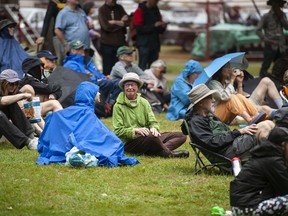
[
  {"xmin": 116, "ymin": 46, "xmax": 135, "ymax": 57},
  {"xmin": 37, "ymin": 50, "xmax": 58, "ymax": 60},
  {"xmin": 119, "ymin": 72, "xmax": 144, "ymax": 90},
  {"xmin": 187, "ymin": 84, "xmax": 217, "ymax": 110},
  {"xmin": 0, "ymin": 19, "xmax": 17, "ymax": 31},
  {"xmin": 268, "ymin": 126, "xmax": 288, "ymax": 145},
  {"xmin": 0, "ymin": 69, "xmax": 21, "ymax": 82}
]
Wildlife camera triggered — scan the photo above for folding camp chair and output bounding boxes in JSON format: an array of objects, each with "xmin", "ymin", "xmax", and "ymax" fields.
[{"xmin": 182, "ymin": 120, "xmax": 232, "ymax": 175}]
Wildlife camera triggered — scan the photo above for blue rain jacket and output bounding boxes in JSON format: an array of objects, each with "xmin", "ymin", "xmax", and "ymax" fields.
[
  {"xmin": 63, "ymin": 53, "xmax": 105, "ymax": 82},
  {"xmin": 0, "ymin": 26, "xmax": 28, "ymax": 78},
  {"xmin": 166, "ymin": 60, "xmax": 203, "ymax": 120},
  {"xmin": 36, "ymin": 81, "xmax": 139, "ymax": 167}
]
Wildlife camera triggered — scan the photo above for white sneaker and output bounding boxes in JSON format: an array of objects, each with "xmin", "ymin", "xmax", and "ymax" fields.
[{"xmin": 26, "ymin": 138, "xmax": 38, "ymax": 150}]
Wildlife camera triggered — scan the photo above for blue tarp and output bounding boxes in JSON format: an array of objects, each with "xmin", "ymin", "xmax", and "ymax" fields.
[
  {"xmin": 0, "ymin": 25, "xmax": 28, "ymax": 77},
  {"xmin": 36, "ymin": 81, "xmax": 139, "ymax": 167}
]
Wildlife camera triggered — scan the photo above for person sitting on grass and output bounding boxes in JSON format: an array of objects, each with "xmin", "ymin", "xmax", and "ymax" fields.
[
  {"xmin": 182, "ymin": 84, "xmax": 275, "ymax": 164},
  {"xmin": 110, "ymin": 46, "xmax": 162, "ymax": 113},
  {"xmin": 166, "ymin": 59, "xmax": 203, "ymax": 120},
  {"xmin": 37, "ymin": 81, "xmax": 139, "ymax": 167},
  {"xmin": 37, "ymin": 50, "xmax": 58, "ymax": 78},
  {"xmin": 144, "ymin": 59, "xmax": 170, "ymax": 111},
  {"xmin": 21, "ymin": 56, "xmax": 62, "ymax": 102},
  {"xmin": 207, "ymin": 62, "xmax": 280, "ymax": 125},
  {"xmin": 0, "ymin": 69, "xmax": 38, "ymax": 150},
  {"xmin": 230, "ymin": 126, "xmax": 288, "ymax": 215},
  {"xmin": 112, "ymin": 73, "xmax": 189, "ymax": 158},
  {"xmin": 20, "ymin": 57, "xmax": 63, "ymax": 131},
  {"xmin": 63, "ymin": 39, "xmax": 121, "ymax": 107}
]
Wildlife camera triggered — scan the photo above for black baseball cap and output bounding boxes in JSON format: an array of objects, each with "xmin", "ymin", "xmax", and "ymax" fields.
[{"xmin": 37, "ymin": 50, "xmax": 58, "ymax": 60}]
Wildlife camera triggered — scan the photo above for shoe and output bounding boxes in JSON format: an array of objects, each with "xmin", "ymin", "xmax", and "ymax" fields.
[
  {"xmin": 171, "ymin": 150, "xmax": 189, "ymax": 158},
  {"xmin": 249, "ymin": 112, "xmax": 267, "ymax": 125},
  {"xmin": 26, "ymin": 138, "xmax": 38, "ymax": 150}
]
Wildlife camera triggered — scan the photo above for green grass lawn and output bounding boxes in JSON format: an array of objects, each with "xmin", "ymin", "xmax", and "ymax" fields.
[
  {"xmin": 0, "ymin": 46, "xmax": 262, "ymax": 215},
  {"xmin": 0, "ymin": 113, "xmax": 233, "ymax": 216}
]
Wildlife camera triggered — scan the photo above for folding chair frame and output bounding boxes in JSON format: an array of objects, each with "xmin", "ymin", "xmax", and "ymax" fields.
[{"xmin": 182, "ymin": 120, "xmax": 232, "ymax": 175}]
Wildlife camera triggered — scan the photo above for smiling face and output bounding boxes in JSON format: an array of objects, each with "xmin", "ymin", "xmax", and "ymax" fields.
[{"xmin": 124, "ymin": 81, "xmax": 139, "ymax": 100}]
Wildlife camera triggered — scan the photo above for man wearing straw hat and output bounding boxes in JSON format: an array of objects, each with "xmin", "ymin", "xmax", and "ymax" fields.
[
  {"xmin": 112, "ymin": 73, "xmax": 189, "ymax": 158},
  {"xmin": 182, "ymin": 84, "xmax": 275, "ymax": 161}
]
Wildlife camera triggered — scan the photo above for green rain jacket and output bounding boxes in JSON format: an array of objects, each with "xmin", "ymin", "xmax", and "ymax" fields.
[{"xmin": 112, "ymin": 92, "xmax": 160, "ymax": 143}]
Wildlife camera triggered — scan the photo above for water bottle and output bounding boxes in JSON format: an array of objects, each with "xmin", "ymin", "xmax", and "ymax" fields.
[{"xmin": 232, "ymin": 157, "xmax": 241, "ymax": 177}]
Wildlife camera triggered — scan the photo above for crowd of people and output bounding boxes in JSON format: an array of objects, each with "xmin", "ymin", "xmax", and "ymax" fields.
[{"xmin": 1, "ymin": 0, "xmax": 288, "ymax": 214}]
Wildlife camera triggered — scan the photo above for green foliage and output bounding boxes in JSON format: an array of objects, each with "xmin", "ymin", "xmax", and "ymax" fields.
[{"xmin": 0, "ymin": 113, "xmax": 234, "ymax": 216}]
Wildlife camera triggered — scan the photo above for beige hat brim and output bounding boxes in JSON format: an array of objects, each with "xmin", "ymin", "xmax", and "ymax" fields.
[
  {"xmin": 187, "ymin": 89, "xmax": 218, "ymax": 111},
  {"xmin": 119, "ymin": 77, "xmax": 144, "ymax": 90}
]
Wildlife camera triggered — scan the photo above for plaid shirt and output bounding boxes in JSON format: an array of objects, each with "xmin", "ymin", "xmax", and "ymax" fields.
[{"xmin": 256, "ymin": 9, "xmax": 288, "ymax": 52}]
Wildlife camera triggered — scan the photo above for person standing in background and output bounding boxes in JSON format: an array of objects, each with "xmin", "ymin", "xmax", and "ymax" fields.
[
  {"xmin": 54, "ymin": 0, "xmax": 90, "ymax": 61},
  {"xmin": 98, "ymin": 0, "xmax": 129, "ymax": 76},
  {"xmin": 82, "ymin": 1, "xmax": 103, "ymax": 72},
  {"xmin": 256, "ymin": 0, "xmax": 288, "ymax": 78},
  {"xmin": 133, "ymin": 0, "xmax": 167, "ymax": 70},
  {"xmin": 36, "ymin": 0, "xmax": 66, "ymax": 65}
]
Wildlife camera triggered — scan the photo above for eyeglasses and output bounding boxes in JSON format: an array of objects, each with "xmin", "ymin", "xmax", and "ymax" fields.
[
  {"xmin": 124, "ymin": 53, "xmax": 133, "ymax": 56},
  {"xmin": 124, "ymin": 83, "xmax": 137, "ymax": 88}
]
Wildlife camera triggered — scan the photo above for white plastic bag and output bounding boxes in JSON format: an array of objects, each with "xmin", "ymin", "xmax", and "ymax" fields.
[{"xmin": 65, "ymin": 147, "xmax": 98, "ymax": 168}]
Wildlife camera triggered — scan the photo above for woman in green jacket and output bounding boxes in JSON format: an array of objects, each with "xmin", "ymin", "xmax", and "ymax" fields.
[{"xmin": 112, "ymin": 73, "xmax": 188, "ymax": 158}]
